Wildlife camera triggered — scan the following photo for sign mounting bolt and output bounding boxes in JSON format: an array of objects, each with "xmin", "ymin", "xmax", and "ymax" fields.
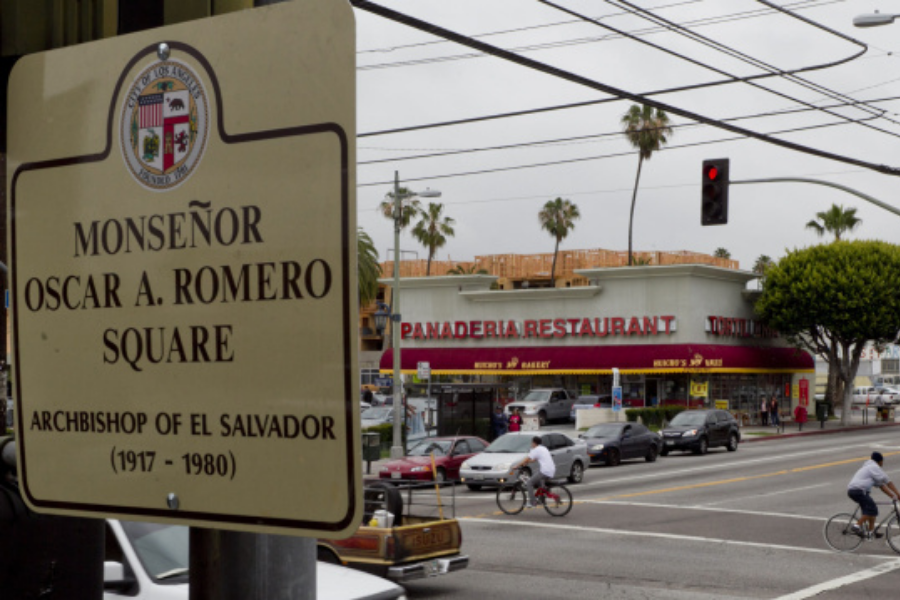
[
  {"xmin": 167, "ymin": 493, "xmax": 180, "ymax": 510},
  {"xmin": 157, "ymin": 43, "xmax": 170, "ymax": 61}
]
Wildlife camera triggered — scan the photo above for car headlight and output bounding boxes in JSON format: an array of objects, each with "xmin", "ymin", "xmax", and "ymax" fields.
[
  {"xmin": 410, "ymin": 466, "xmax": 431, "ymax": 472},
  {"xmin": 682, "ymin": 429, "xmax": 698, "ymax": 437},
  {"xmin": 591, "ymin": 444, "xmax": 605, "ymax": 451},
  {"xmin": 460, "ymin": 461, "xmax": 470, "ymax": 470},
  {"xmin": 493, "ymin": 463, "xmax": 511, "ymax": 471}
]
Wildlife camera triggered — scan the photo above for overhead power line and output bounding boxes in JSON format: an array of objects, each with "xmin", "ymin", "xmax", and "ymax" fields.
[{"xmin": 349, "ymin": 0, "xmax": 900, "ymax": 178}]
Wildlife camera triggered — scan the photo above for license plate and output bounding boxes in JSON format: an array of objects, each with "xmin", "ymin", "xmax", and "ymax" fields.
[
  {"xmin": 423, "ymin": 559, "xmax": 441, "ymax": 577},
  {"xmin": 391, "ymin": 471, "xmax": 401, "ymax": 479},
  {"xmin": 474, "ymin": 475, "xmax": 484, "ymax": 480},
  {"xmin": 666, "ymin": 440, "xmax": 674, "ymax": 446}
]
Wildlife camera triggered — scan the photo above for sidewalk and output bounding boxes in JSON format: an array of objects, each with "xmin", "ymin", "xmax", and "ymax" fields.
[{"xmin": 740, "ymin": 407, "xmax": 899, "ymax": 443}]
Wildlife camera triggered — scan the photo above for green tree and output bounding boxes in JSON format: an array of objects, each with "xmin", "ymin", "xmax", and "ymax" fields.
[
  {"xmin": 446, "ymin": 264, "xmax": 489, "ymax": 275},
  {"xmin": 357, "ymin": 227, "xmax": 381, "ymax": 307},
  {"xmin": 538, "ymin": 197, "xmax": 581, "ymax": 282},
  {"xmin": 411, "ymin": 202, "xmax": 455, "ymax": 276},
  {"xmin": 621, "ymin": 104, "xmax": 673, "ymax": 266},
  {"xmin": 805, "ymin": 204, "xmax": 861, "ymax": 241},
  {"xmin": 755, "ymin": 241, "xmax": 900, "ymax": 425},
  {"xmin": 714, "ymin": 248, "xmax": 731, "ymax": 259}
]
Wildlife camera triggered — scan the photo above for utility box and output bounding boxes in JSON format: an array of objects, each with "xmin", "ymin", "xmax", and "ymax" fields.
[
  {"xmin": 363, "ymin": 433, "xmax": 381, "ymax": 463},
  {"xmin": 815, "ymin": 401, "xmax": 828, "ymax": 423}
]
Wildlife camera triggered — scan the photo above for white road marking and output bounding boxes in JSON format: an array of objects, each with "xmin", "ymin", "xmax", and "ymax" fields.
[
  {"xmin": 582, "ymin": 500, "xmax": 827, "ymax": 522},
  {"xmin": 464, "ymin": 517, "xmax": 846, "ymax": 556},
  {"xmin": 697, "ymin": 483, "xmax": 831, "ymax": 506},
  {"xmin": 774, "ymin": 559, "xmax": 900, "ymax": 600}
]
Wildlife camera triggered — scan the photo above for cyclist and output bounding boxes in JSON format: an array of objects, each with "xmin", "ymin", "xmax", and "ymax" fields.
[
  {"xmin": 847, "ymin": 451, "xmax": 900, "ymax": 538},
  {"xmin": 512, "ymin": 436, "xmax": 556, "ymax": 509}
]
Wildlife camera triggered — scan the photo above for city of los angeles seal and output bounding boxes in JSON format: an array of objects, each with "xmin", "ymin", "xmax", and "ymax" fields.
[{"xmin": 120, "ymin": 59, "xmax": 209, "ymax": 192}]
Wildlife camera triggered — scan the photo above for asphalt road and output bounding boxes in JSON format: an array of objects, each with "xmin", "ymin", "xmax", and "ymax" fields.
[{"xmin": 403, "ymin": 428, "xmax": 900, "ymax": 599}]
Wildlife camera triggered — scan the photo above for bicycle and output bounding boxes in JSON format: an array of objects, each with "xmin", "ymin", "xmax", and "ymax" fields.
[
  {"xmin": 495, "ymin": 470, "xmax": 572, "ymax": 517},
  {"xmin": 823, "ymin": 498, "xmax": 900, "ymax": 553}
]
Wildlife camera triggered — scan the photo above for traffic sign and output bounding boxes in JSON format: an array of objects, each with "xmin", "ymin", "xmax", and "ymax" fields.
[
  {"xmin": 7, "ymin": 0, "xmax": 360, "ymax": 537},
  {"xmin": 417, "ymin": 362, "xmax": 431, "ymax": 380}
]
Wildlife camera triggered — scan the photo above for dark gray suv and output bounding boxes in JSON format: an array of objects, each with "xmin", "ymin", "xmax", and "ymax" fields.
[{"xmin": 660, "ymin": 409, "xmax": 740, "ymax": 456}]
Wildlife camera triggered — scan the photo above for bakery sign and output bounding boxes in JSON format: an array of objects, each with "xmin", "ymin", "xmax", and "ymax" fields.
[{"xmin": 401, "ymin": 315, "xmax": 677, "ymax": 341}]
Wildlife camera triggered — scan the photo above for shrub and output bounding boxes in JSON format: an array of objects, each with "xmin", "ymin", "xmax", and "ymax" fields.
[{"xmin": 624, "ymin": 406, "xmax": 687, "ymax": 428}]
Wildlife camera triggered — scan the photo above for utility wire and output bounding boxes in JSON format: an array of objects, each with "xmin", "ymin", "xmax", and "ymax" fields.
[{"xmin": 348, "ymin": 1, "xmax": 900, "ymax": 177}]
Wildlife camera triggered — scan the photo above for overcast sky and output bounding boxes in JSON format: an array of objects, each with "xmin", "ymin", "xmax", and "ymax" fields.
[{"xmin": 353, "ymin": 0, "xmax": 900, "ymax": 272}]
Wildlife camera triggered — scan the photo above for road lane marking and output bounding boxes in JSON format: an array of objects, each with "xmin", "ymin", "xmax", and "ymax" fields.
[
  {"xmin": 774, "ymin": 559, "xmax": 900, "ymax": 600},
  {"xmin": 463, "ymin": 517, "xmax": 850, "ymax": 557},
  {"xmin": 583, "ymin": 500, "xmax": 827, "ymax": 521},
  {"xmin": 697, "ymin": 483, "xmax": 831, "ymax": 506}
]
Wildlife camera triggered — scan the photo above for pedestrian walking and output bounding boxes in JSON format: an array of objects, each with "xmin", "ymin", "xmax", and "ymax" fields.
[
  {"xmin": 490, "ymin": 405, "xmax": 508, "ymax": 440},
  {"xmin": 508, "ymin": 407, "xmax": 523, "ymax": 432},
  {"xmin": 760, "ymin": 396, "xmax": 769, "ymax": 426},
  {"xmin": 770, "ymin": 395, "xmax": 779, "ymax": 427}
]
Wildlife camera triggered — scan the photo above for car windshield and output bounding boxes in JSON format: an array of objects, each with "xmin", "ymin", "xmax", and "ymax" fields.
[
  {"xmin": 521, "ymin": 390, "xmax": 551, "ymax": 403},
  {"xmin": 407, "ymin": 440, "xmax": 452, "ymax": 457},
  {"xmin": 669, "ymin": 411, "xmax": 708, "ymax": 427},
  {"xmin": 119, "ymin": 521, "xmax": 188, "ymax": 582},
  {"xmin": 484, "ymin": 434, "xmax": 533, "ymax": 453},
  {"xmin": 584, "ymin": 424, "xmax": 625, "ymax": 437},
  {"xmin": 361, "ymin": 407, "xmax": 392, "ymax": 420}
]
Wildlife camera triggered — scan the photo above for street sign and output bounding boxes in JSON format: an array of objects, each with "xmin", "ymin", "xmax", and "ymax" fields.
[
  {"xmin": 417, "ymin": 361, "xmax": 431, "ymax": 380},
  {"xmin": 7, "ymin": 0, "xmax": 360, "ymax": 538},
  {"xmin": 612, "ymin": 386, "xmax": 623, "ymax": 412}
]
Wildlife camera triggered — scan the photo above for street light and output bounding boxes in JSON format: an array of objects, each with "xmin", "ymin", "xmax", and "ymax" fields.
[
  {"xmin": 386, "ymin": 171, "xmax": 441, "ymax": 459},
  {"xmin": 853, "ymin": 11, "xmax": 897, "ymax": 28}
]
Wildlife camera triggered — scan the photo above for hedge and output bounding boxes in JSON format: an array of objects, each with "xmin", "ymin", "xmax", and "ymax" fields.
[{"xmin": 624, "ymin": 406, "xmax": 687, "ymax": 428}]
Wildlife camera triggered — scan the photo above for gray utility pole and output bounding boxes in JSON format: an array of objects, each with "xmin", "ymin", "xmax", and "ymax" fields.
[
  {"xmin": 732, "ymin": 177, "xmax": 900, "ymax": 218},
  {"xmin": 185, "ymin": 5, "xmax": 314, "ymax": 600},
  {"xmin": 391, "ymin": 170, "xmax": 405, "ymax": 459}
]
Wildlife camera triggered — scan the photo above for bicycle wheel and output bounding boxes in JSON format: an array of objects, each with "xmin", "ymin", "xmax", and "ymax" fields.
[
  {"xmin": 542, "ymin": 484, "xmax": 573, "ymax": 517},
  {"xmin": 823, "ymin": 512, "xmax": 863, "ymax": 552},
  {"xmin": 885, "ymin": 514, "xmax": 900, "ymax": 554},
  {"xmin": 496, "ymin": 483, "xmax": 526, "ymax": 515}
]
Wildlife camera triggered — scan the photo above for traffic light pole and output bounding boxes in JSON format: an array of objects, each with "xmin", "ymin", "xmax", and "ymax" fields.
[{"xmin": 731, "ymin": 177, "xmax": 900, "ymax": 218}]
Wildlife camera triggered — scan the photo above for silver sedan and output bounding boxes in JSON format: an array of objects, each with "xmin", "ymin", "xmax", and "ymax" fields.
[{"xmin": 459, "ymin": 431, "xmax": 588, "ymax": 491}]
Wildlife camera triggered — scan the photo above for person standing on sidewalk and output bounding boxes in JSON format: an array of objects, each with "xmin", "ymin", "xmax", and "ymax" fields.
[
  {"xmin": 760, "ymin": 396, "xmax": 769, "ymax": 426},
  {"xmin": 508, "ymin": 407, "xmax": 523, "ymax": 432},
  {"xmin": 770, "ymin": 395, "xmax": 779, "ymax": 427}
]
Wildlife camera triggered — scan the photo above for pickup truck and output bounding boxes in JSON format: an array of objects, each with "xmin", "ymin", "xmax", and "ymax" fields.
[
  {"xmin": 317, "ymin": 481, "xmax": 468, "ymax": 583},
  {"xmin": 505, "ymin": 388, "xmax": 577, "ymax": 426}
]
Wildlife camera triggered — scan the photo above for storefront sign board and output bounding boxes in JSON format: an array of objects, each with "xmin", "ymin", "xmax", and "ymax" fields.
[{"xmin": 7, "ymin": 0, "xmax": 360, "ymax": 537}]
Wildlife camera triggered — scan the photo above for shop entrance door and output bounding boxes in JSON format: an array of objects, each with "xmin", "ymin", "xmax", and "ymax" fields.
[{"xmin": 646, "ymin": 379, "xmax": 660, "ymax": 407}]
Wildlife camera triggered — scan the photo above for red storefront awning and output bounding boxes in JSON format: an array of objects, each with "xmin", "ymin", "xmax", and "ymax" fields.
[{"xmin": 379, "ymin": 344, "xmax": 813, "ymax": 375}]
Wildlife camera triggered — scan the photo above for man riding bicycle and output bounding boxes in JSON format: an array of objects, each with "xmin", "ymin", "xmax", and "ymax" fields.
[
  {"xmin": 847, "ymin": 452, "xmax": 900, "ymax": 538},
  {"xmin": 512, "ymin": 436, "xmax": 556, "ymax": 509}
]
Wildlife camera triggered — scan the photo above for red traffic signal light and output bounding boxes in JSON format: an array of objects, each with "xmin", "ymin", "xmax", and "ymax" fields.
[{"xmin": 701, "ymin": 158, "xmax": 729, "ymax": 226}]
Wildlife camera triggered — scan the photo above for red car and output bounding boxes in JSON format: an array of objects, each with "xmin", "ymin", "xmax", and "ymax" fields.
[{"xmin": 379, "ymin": 436, "xmax": 489, "ymax": 483}]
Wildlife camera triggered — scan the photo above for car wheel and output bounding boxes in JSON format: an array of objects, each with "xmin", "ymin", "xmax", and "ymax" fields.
[
  {"xmin": 726, "ymin": 433, "xmax": 739, "ymax": 452},
  {"xmin": 538, "ymin": 411, "xmax": 547, "ymax": 427},
  {"xmin": 607, "ymin": 448, "xmax": 621, "ymax": 467},
  {"xmin": 466, "ymin": 483, "xmax": 483, "ymax": 491},
  {"xmin": 694, "ymin": 437, "xmax": 708, "ymax": 455},
  {"xmin": 568, "ymin": 461, "xmax": 584, "ymax": 484},
  {"xmin": 645, "ymin": 445, "xmax": 659, "ymax": 463},
  {"xmin": 435, "ymin": 467, "xmax": 447, "ymax": 482},
  {"xmin": 660, "ymin": 446, "xmax": 669, "ymax": 457},
  {"xmin": 317, "ymin": 547, "xmax": 341, "ymax": 565}
]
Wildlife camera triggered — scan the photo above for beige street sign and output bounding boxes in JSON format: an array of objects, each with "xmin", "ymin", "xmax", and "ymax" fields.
[{"xmin": 7, "ymin": 0, "xmax": 361, "ymax": 537}]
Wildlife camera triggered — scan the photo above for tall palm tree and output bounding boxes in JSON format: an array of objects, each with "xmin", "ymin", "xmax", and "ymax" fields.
[
  {"xmin": 379, "ymin": 186, "xmax": 421, "ymax": 230},
  {"xmin": 621, "ymin": 104, "xmax": 673, "ymax": 266},
  {"xmin": 805, "ymin": 204, "xmax": 861, "ymax": 241},
  {"xmin": 714, "ymin": 248, "xmax": 731, "ymax": 259},
  {"xmin": 538, "ymin": 197, "xmax": 581, "ymax": 282},
  {"xmin": 357, "ymin": 227, "xmax": 381, "ymax": 306},
  {"xmin": 753, "ymin": 254, "xmax": 773, "ymax": 276},
  {"xmin": 411, "ymin": 202, "xmax": 456, "ymax": 276}
]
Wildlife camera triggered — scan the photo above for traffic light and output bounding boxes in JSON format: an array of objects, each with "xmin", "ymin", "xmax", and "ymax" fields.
[{"xmin": 701, "ymin": 158, "xmax": 729, "ymax": 226}]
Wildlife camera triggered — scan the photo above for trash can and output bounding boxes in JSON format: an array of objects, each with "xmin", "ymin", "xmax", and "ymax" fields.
[
  {"xmin": 363, "ymin": 432, "xmax": 381, "ymax": 473},
  {"xmin": 815, "ymin": 401, "xmax": 828, "ymax": 423}
]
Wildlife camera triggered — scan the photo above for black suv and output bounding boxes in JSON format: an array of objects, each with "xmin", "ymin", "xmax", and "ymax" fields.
[{"xmin": 659, "ymin": 409, "xmax": 740, "ymax": 456}]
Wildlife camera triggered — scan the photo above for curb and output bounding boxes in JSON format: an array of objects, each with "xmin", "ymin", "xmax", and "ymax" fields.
[{"xmin": 741, "ymin": 421, "xmax": 900, "ymax": 443}]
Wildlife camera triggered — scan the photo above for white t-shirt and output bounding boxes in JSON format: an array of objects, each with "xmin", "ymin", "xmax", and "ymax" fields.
[{"xmin": 528, "ymin": 445, "xmax": 556, "ymax": 478}]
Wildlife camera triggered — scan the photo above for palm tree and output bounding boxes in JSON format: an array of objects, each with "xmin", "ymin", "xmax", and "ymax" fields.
[
  {"xmin": 621, "ymin": 104, "xmax": 673, "ymax": 266},
  {"xmin": 379, "ymin": 186, "xmax": 421, "ymax": 230},
  {"xmin": 538, "ymin": 197, "xmax": 581, "ymax": 282},
  {"xmin": 357, "ymin": 227, "xmax": 381, "ymax": 306},
  {"xmin": 411, "ymin": 203, "xmax": 456, "ymax": 276},
  {"xmin": 805, "ymin": 204, "xmax": 861, "ymax": 241},
  {"xmin": 714, "ymin": 248, "xmax": 731, "ymax": 259},
  {"xmin": 446, "ymin": 264, "xmax": 488, "ymax": 275},
  {"xmin": 753, "ymin": 254, "xmax": 773, "ymax": 276}
]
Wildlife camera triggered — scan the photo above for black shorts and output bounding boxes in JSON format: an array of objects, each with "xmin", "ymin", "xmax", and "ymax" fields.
[{"xmin": 848, "ymin": 488, "xmax": 878, "ymax": 517}]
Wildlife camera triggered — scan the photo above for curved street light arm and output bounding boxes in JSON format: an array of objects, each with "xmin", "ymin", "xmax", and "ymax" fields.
[{"xmin": 732, "ymin": 178, "xmax": 900, "ymax": 218}]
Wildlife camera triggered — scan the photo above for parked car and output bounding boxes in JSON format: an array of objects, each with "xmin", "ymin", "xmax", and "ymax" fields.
[
  {"xmin": 361, "ymin": 406, "xmax": 395, "ymax": 429},
  {"xmin": 877, "ymin": 388, "xmax": 900, "ymax": 405},
  {"xmin": 459, "ymin": 431, "xmax": 588, "ymax": 490},
  {"xmin": 659, "ymin": 409, "xmax": 740, "ymax": 455},
  {"xmin": 853, "ymin": 387, "xmax": 900, "ymax": 406},
  {"xmin": 103, "ymin": 520, "xmax": 407, "ymax": 600},
  {"xmin": 569, "ymin": 394, "xmax": 612, "ymax": 422},
  {"xmin": 379, "ymin": 436, "xmax": 489, "ymax": 482},
  {"xmin": 505, "ymin": 388, "xmax": 576, "ymax": 426},
  {"xmin": 579, "ymin": 422, "xmax": 661, "ymax": 466}
]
